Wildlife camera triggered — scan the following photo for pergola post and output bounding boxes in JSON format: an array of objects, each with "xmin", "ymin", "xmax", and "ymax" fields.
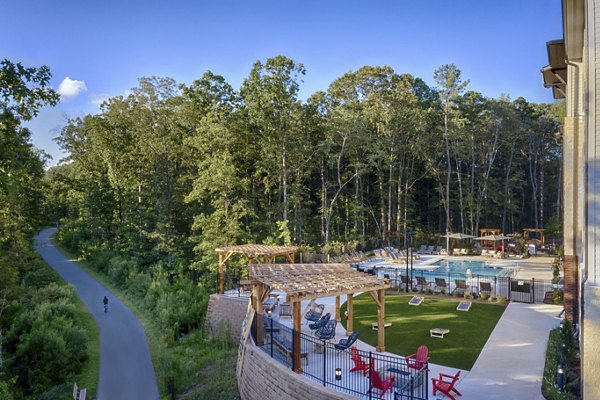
[
  {"xmin": 376, "ymin": 288, "xmax": 385, "ymax": 352},
  {"xmin": 218, "ymin": 253, "xmax": 225, "ymax": 294},
  {"xmin": 346, "ymin": 294, "xmax": 354, "ymax": 335},
  {"xmin": 254, "ymin": 282, "xmax": 264, "ymax": 345},
  {"xmin": 335, "ymin": 295, "xmax": 341, "ymax": 322},
  {"xmin": 293, "ymin": 300, "xmax": 302, "ymax": 373}
]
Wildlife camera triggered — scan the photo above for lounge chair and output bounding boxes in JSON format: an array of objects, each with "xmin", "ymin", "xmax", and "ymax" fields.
[
  {"xmin": 434, "ymin": 278, "xmax": 448, "ymax": 293},
  {"xmin": 433, "ymin": 245, "xmax": 443, "ymax": 255},
  {"xmin": 454, "ymin": 279, "xmax": 467, "ymax": 296},
  {"xmin": 432, "ymin": 370, "xmax": 462, "ymax": 400},
  {"xmin": 367, "ymin": 369, "xmax": 395, "ymax": 398},
  {"xmin": 309, "ymin": 313, "xmax": 330, "ymax": 332},
  {"xmin": 415, "ymin": 276, "xmax": 430, "ymax": 291},
  {"xmin": 304, "ymin": 303, "xmax": 325, "ymax": 322},
  {"xmin": 405, "ymin": 345, "xmax": 429, "ymax": 370},
  {"xmin": 334, "ymin": 331, "xmax": 359, "ymax": 351},
  {"xmin": 417, "ymin": 245, "xmax": 427, "ymax": 254},
  {"xmin": 479, "ymin": 281, "xmax": 493, "ymax": 296},
  {"xmin": 350, "ymin": 347, "xmax": 373, "ymax": 376},
  {"xmin": 425, "ymin": 245, "xmax": 434, "ymax": 254},
  {"xmin": 315, "ymin": 320, "xmax": 337, "ymax": 340}
]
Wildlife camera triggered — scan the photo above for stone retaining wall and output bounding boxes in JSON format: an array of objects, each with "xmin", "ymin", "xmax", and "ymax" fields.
[
  {"xmin": 237, "ymin": 341, "xmax": 355, "ymax": 400},
  {"xmin": 205, "ymin": 294, "xmax": 249, "ymax": 342}
]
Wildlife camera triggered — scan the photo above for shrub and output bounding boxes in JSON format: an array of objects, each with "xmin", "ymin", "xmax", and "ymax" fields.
[
  {"xmin": 542, "ymin": 320, "xmax": 579, "ymax": 399},
  {"xmin": 480, "ymin": 293, "xmax": 490, "ymax": 301},
  {"xmin": 496, "ymin": 295, "xmax": 506, "ymax": 303}
]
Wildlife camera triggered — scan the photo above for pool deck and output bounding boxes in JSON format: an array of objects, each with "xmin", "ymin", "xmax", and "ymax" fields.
[{"xmin": 368, "ymin": 254, "xmax": 555, "ymax": 280}]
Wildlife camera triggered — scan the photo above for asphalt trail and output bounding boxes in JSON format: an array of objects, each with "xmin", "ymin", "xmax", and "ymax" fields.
[{"xmin": 35, "ymin": 228, "xmax": 159, "ymax": 400}]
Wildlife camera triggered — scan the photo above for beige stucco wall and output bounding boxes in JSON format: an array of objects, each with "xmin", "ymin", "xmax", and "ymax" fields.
[{"xmin": 237, "ymin": 341, "xmax": 356, "ymax": 400}]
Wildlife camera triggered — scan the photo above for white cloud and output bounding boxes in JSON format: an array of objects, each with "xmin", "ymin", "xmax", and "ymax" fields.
[
  {"xmin": 58, "ymin": 77, "xmax": 87, "ymax": 100},
  {"xmin": 90, "ymin": 94, "xmax": 110, "ymax": 107}
]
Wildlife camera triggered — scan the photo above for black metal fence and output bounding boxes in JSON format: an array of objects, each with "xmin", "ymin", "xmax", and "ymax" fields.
[
  {"xmin": 254, "ymin": 315, "xmax": 429, "ymax": 400},
  {"xmin": 380, "ymin": 269, "xmax": 557, "ymax": 304}
]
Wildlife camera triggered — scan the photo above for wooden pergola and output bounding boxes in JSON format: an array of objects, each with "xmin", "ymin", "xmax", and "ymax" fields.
[
  {"xmin": 523, "ymin": 228, "xmax": 546, "ymax": 245},
  {"xmin": 479, "ymin": 228, "xmax": 501, "ymax": 236},
  {"xmin": 215, "ymin": 244, "xmax": 296, "ymax": 294},
  {"xmin": 249, "ymin": 263, "xmax": 390, "ymax": 373}
]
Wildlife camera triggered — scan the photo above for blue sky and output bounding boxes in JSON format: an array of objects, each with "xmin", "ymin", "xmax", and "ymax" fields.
[{"xmin": 1, "ymin": 0, "xmax": 563, "ymax": 166}]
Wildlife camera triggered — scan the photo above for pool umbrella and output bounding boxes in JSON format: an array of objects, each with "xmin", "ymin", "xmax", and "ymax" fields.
[
  {"xmin": 441, "ymin": 233, "xmax": 477, "ymax": 239},
  {"xmin": 441, "ymin": 233, "xmax": 476, "ymax": 253}
]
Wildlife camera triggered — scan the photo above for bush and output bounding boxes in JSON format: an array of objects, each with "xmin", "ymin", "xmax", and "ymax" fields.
[
  {"xmin": 542, "ymin": 320, "xmax": 579, "ymax": 399},
  {"xmin": 480, "ymin": 293, "xmax": 490, "ymax": 301},
  {"xmin": 496, "ymin": 295, "xmax": 506, "ymax": 303}
]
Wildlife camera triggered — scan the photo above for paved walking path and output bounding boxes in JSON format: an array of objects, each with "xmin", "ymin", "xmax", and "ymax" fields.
[
  {"xmin": 35, "ymin": 228, "xmax": 159, "ymax": 400},
  {"xmin": 455, "ymin": 302, "xmax": 562, "ymax": 400}
]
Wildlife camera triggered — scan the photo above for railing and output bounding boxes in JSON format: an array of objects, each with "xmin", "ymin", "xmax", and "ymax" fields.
[
  {"xmin": 219, "ymin": 273, "xmax": 252, "ymax": 297},
  {"xmin": 379, "ymin": 269, "xmax": 557, "ymax": 304},
  {"xmin": 255, "ymin": 315, "xmax": 429, "ymax": 400}
]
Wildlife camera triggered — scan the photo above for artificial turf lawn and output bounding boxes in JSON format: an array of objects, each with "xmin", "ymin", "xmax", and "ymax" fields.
[{"xmin": 341, "ymin": 293, "xmax": 507, "ymax": 371}]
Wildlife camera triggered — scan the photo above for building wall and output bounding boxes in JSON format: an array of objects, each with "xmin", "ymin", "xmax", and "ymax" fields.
[
  {"xmin": 237, "ymin": 341, "xmax": 356, "ymax": 400},
  {"xmin": 205, "ymin": 294, "xmax": 249, "ymax": 342},
  {"xmin": 583, "ymin": 1, "xmax": 600, "ymax": 398}
]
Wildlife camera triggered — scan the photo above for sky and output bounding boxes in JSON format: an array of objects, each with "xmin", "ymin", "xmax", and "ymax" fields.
[{"xmin": 1, "ymin": 0, "xmax": 563, "ymax": 167}]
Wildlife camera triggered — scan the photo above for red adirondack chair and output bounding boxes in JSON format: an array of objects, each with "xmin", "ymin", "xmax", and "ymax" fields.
[
  {"xmin": 368, "ymin": 369, "xmax": 395, "ymax": 398},
  {"xmin": 349, "ymin": 347, "xmax": 373, "ymax": 376},
  {"xmin": 432, "ymin": 370, "xmax": 462, "ymax": 400},
  {"xmin": 405, "ymin": 345, "xmax": 430, "ymax": 370}
]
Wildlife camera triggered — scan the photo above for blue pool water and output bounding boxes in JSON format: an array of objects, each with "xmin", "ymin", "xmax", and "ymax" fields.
[
  {"xmin": 371, "ymin": 259, "xmax": 515, "ymax": 280},
  {"xmin": 430, "ymin": 260, "xmax": 514, "ymax": 278}
]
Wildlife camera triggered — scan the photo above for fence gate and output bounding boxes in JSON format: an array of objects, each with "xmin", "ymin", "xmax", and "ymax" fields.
[{"xmin": 509, "ymin": 278, "xmax": 533, "ymax": 303}]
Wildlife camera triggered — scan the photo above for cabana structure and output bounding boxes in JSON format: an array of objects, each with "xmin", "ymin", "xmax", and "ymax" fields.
[
  {"xmin": 479, "ymin": 228, "xmax": 501, "ymax": 236},
  {"xmin": 523, "ymin": 228, "xmax": 545, "ymax": 245},
  {"xmin": 215, "ymin": 244, "xmax": 297, "ymax": 294},
  {"xmin": 249, "ymin": 263, "xmax": 390, "ymax": 372}
]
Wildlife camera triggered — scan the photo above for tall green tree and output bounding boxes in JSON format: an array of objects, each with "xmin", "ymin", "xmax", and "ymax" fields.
[{"xmin": 433, "ymin": 64, "xmax": 468, "ymax": 245}]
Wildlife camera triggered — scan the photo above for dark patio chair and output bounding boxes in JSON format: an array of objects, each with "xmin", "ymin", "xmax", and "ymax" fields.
[
  {"xmin": 309, "ymin": 313, "xmax": 331, "ymax": 332},
  {"xmin": 435, "ymin": 278, "xmax": 448, "ymax": 293},
  {"xmin": 334, "ymin": 331, "xmax": 359, "ymax": 351},
  {"xmin": 315, "ymin": 320, "xmax": 337, "ymax": 341},
  {"xmin": 479, "ymin": 281, "xmax": 493, "ymax": 296},
  {"xmin": 454, "ymin": 279, "xmax": 467, "ymax": 296},
  {"xmin": 304, "ymin": 303, "xmax": 325, "ymax": 322},
  {"xmin": 416, "ymin": 276, "xmax": 430, "ymax": 290}
]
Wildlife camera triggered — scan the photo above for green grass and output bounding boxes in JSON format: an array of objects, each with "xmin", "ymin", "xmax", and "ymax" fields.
[
  {"xmin": 341, "ymin": 293, "xmax": 507, "ymax": 370},
  {"xmin": 75, "ymin": 301, "xmax": 100, "ymax": 397}
]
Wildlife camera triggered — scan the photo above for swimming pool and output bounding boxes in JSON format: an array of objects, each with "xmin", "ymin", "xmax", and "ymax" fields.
[
  {"xmin": 430, "ymin": 260, "xmax": 515, "ymax": 278},
  {"xmin": 373, "ymin": 259, "xmax": 516, "ymax": 280}
]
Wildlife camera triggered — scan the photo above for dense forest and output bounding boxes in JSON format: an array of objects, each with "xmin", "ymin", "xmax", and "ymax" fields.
[{"xmin": 1, "ymin": 56, "xmax": 562, "ymax": 398}]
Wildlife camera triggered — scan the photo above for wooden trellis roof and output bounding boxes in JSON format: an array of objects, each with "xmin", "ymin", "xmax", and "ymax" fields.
[
  {"xmin": 215, "ymin": 244, "xmax": 297, "ymax": 257},
  {"xmin": 249, "ymin": 263, "xmax": 389, "ymax": 301}
]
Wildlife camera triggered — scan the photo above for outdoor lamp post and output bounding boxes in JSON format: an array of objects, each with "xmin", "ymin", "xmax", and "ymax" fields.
[
  {"xmin": 557, "ymin": 363, "xmax": 565, "ymax": 392},
  {"xmin": 335, "ymin": 367, "xmax": 342, "ymax": 381},
  {"xmin": 267, "ymin": 308, "xmax": 273, "ymax": 357}
]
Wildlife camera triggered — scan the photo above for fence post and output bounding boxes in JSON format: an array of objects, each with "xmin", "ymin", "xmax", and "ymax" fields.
[
  {"xmin": 270, "ymin": 317, "xmax": 274, "ymax": 357},
  {"xmin": 508, "ymin": 277, "xmax": 512, "ymax": 300},
  {"xmin": 532, "ymin": 278, "xmax": 535, "ymax": 304},
  {"xmin": 323, "ymin": 340, "xmax": 327, "ymax": 387},
  {"xmin": 368, "ymin": 352, "xmax": 373, "ymax": 400},
  {"xmin": 494, "ymin": 276, "xmax": 497, "ymax": 297}
]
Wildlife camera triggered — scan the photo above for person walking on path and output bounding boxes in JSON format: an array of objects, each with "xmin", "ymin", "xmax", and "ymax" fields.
[
  {"xmin": 103, "ymin": 295, "xmax": 109, "ymax": 312},
  {"xmin": 34, "ymin": 228, "xmax": 158, "ymax": 400}
]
